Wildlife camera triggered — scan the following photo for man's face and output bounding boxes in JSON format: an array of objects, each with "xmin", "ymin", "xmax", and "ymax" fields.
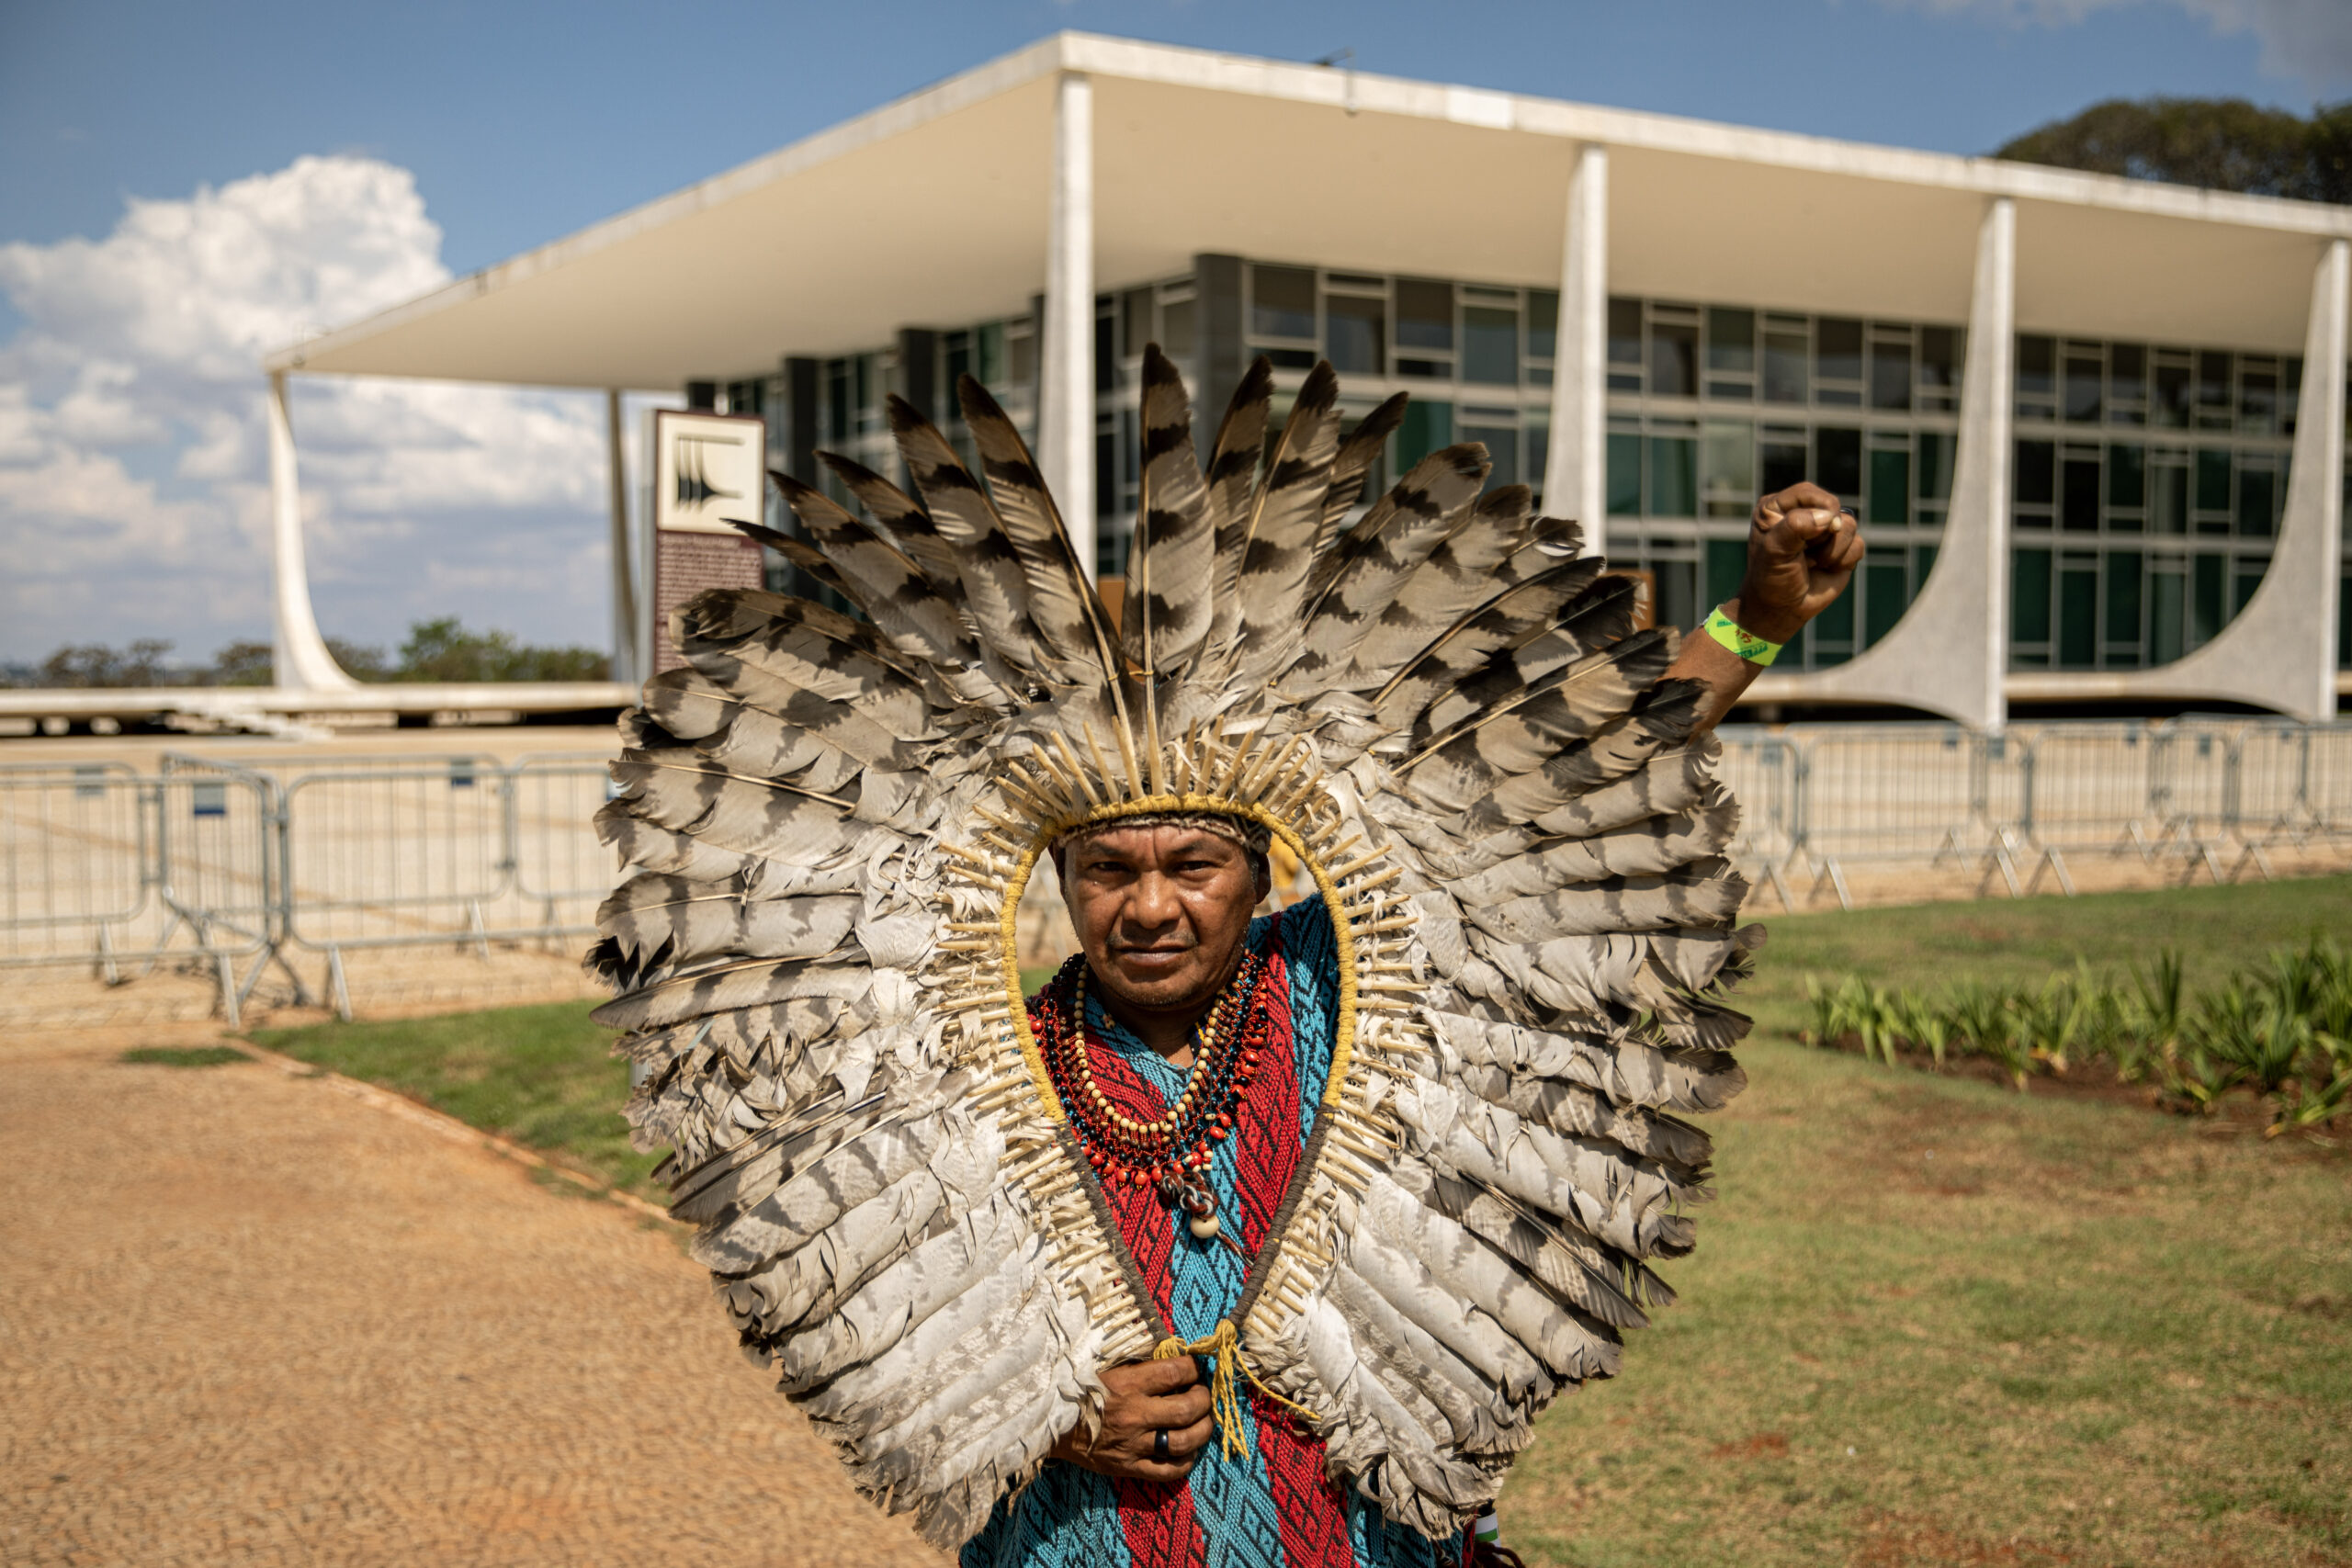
[{"xmin": 1061, "ymin": 823, "xmax": 1269, "ymax": 1015}]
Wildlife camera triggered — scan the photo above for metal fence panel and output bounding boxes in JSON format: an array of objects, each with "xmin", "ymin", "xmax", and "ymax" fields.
[
  {"xmin": 2016, "ymin": 723, "xmax": 2162, "ymax": 853},
  {"xmin": 2309, "ymin": 724, "xmax": 2352, "ymax": 837},
  {"xmin": 0, "ymin": 762, "xmax": 154, "ymax": 966},
  {"xmin": 1792, "ymin": 724, "xmax": 1984, "ymax": 863},
  {"xmin": 277, "ymin": 762, "xmax": 514, "ymax": 950},
  {"xmin": 510, "ymin": 753, "xmax": 623, "ymax": 915}
]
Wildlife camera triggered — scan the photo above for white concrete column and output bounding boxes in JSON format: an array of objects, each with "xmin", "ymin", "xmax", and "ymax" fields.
[
  {"xmin": 2284, "ymin": 240, "xmax": 2347, "ymax": 721},
  {"xmin": 1543, "ymin": 142, "xmax": 1607, "ymax": 553},
  {"xmin": 265, "ymin": 371, "xmax": 356, "ymax": 692},
  {"xmin": 1041, "ymin": 70, "xmax": 1097, "ymax": 580},
  {"xmin": 1775, "ymin": 197, "xmax": 2013, "ymax": 730},
  {"xmin": 605, "ymin": 389, "xmax": 639, "ymax": 687}
]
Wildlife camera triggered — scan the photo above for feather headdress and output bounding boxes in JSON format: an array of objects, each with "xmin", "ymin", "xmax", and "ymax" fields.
[{"xmin": 591, "ymin": 350, "xmax": 1756, "ymax": 1547}]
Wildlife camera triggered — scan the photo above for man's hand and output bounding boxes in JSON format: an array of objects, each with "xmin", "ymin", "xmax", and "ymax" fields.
[
  {"xmin": 1047, "ymin": 1357, "xmax": 1216, "ymax": 1483},
  {"xmin": 1724, "ymin": 481, "xmax": 1863, "ymax": 645}
]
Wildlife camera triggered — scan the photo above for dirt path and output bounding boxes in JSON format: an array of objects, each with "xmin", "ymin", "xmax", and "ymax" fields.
[{"xmin": 0, "ymin": 1029, "xmax": 940, "ymax": 1567}]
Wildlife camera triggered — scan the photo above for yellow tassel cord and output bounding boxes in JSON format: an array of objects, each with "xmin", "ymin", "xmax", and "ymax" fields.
[{"xmin": 1152, "ymin": 1319, "xmax": 1321, "ymax": 1460}]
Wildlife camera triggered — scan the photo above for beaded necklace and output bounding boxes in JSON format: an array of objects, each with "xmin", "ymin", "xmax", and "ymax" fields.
[{"xmin": 1035, "ymin": 950, "xmax": 1271, "ymax": 1243}]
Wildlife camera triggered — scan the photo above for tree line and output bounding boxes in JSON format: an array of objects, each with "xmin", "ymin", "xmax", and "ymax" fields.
[
  {"xmin": 1998, "ymin": 97, "xmax": 2351, "ymax": 204},
  {"xmin": 6, "ymin": 618, "xmax": 608, "ymax": 688}
]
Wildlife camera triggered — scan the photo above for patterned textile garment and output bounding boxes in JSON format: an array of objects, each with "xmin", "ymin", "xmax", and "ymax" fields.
[{"xmin": 962, "ymin": 897, "xmax": 1465, "ymax": 1568}]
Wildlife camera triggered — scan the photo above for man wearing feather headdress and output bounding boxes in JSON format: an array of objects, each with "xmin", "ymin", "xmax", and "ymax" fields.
[{"xmin": 592, "ymin": 347, "xmax": 1857, "ymax": 1568}]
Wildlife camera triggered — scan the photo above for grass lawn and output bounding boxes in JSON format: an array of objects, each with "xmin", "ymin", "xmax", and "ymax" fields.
[
  {"xmin": 248, "ymin": 875, "xmax": 2352, "ymax": 1563},
  {"xmin": 251, "ymin": 1000, "xmax": 661, "ymax": 1199}
]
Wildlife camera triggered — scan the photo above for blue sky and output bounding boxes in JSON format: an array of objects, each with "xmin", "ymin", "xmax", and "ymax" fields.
[{"xmin": 0, "ymin": 0, "xmax": 2346, "ymax": 667}]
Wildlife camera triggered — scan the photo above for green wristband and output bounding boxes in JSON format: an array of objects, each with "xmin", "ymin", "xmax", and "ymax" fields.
[{"xmin": 1704, "ymin": 606, "xmax": 1782, "ymax": 667}]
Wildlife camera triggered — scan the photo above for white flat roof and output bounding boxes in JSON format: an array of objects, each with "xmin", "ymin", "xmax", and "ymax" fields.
[{"xmin": 269, "ymin": 31, "xmax": 2352, "ymax": 389}]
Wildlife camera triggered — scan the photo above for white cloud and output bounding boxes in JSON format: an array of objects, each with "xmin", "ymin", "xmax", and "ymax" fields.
[
  {"xmin": 0, "ymin": 154, "xmax": 615, "ymax": 670},
  {"xmin": 1884, "ymin": 0, "xmax": 2352, "ymax": 87}
]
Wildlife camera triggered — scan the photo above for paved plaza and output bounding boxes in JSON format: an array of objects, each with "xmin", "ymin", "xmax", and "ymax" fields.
[{"xmin": 0, "ymin": 1025, "xmax": 938, "ymax": 1568}]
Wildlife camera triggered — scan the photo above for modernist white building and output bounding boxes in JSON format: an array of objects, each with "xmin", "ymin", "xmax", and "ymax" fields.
[{"xmin": 266, "ymin": 31, "xmax": 2352, "ymax": 728}]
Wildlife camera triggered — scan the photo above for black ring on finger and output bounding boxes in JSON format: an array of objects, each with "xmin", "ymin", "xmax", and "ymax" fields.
[{"xmin": 1153, "ymin": 1428, "xmax": 1170, "ymax": 1462}]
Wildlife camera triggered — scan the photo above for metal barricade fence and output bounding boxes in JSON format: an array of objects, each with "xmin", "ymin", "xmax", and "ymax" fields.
[
  {"xmin": 2309, "ymin": 725, "xmax": 2352, "ymax": 838},
  {"xmin": 2012, "ymin": 723, "xmax": 2162, "ymax": 855},
  {"xmin": 0, "ymin": 761, "xmax": 156, "ymax": 970},
  {"xmin": 1791, "ymin": 725, "xmax": 1987, "ymax": 868},
  {"xmin": 510, "ymin": 752, "xmax": 627, "ymax": 931},
  {"xmin": 5, "ymin": 727, "xmax": 2349, "ymax": 1009}
]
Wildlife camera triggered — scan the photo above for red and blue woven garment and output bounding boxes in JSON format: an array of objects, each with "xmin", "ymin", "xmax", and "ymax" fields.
[{"xmin": 960, "ymin": 897, "xmax": 1472, "ymax": 1568}]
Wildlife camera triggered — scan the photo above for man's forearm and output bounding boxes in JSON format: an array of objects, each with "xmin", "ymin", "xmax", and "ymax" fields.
[{"xmin": 1665, "ymin": 615, "xmax": 1762, "ymax": 738}]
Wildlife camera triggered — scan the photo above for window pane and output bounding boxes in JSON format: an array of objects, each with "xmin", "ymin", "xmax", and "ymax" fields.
[
  {"xmin": 2195, "ymin": 351, "xmax": 2233, "ymax": 428},
  {"xmin": 2152, "ymin": 571, "xmax": 2185, "ymax": 663},
  {"xmin": 2013, "ymin": 548, "xmax": 2053, "ymax": 641},
  {"xmin": 1123, "ymin": 288, "xmax": 1153, "ymax": 356},
  {"xmin": 1816, "ymin": 318, "xmax": 1863, "ymax": 384},
  {"xmin": 1650, "ymin": 321, "xmax": 1697, "ymax": 399},
  {"xmin": 1864, "ymin": 547, "xmax": 1908, "ymax": 646},
  {"xmin": 2060, "ymin": 565, "xmax": 2097, "ymax": 666},
  {"xmin": 2241, "ymin": 368, "xmax": 2279, "ymax": 435},
  {"xmin": 1250, "ymin": 265, "xmax": 1316, "ymax": 340},
  {"xmin": 2234, "ymin": 562, "xmax": 2265, "ymax": 614},
  {"xmin": 1160, "ymin": 299, "xmax": 1196, "ymax": 360},
  {"xmin": 1760, "ymin": 434, "xmax": 1808, "ymax": 495},
  {"xmin": 2154, "ymin": 461, "xmax": 2188, "ymax": 534},
  {"xmin": 1326, "ymin": 294, "xmax": 1385, "ymax": 376},
  {"xmin": 1607, "ymin": 298, "xmax": 1643, "ymax": 367},
  {"xmin": 1815, "ymin": 427, "xmax": 1862, "ymax": 498},
  {"xmin": 1396, "ymin": 279, "xmax": 1454, "ymax": 351},
  {"xmin": 2154, "ymin": 357, "xmax": 2191, "ymax": 428},
  {"xmin": 1606, "ymin": 432, "xmax": 1643, "ymax": 515},
  {"xmin": 1706, "ymin": 538, "xmax": 1747, "ymax": 607},
  {"xmin": 2016, "ymin": 440, "xmax": 2055, "ymax": 506},
  {"xmin": 1917, "ymin": 431, "xmax": 1956, "ymax": 502},
  {"xmin": 1648, "ymin": 434, "xmax": 1698, "ymax": 517},
  {"xmin": 1706, "ymin": 308, "xmax": 1756, "ymax": 374},
  {"xmin": 1870, "ymin": 341, "xmax": 1913, "ymax": 411},
  {"xmin": 1920, "ymin": 326, "xmax": 1961, "ymax": 399},
  {"xmin": 2106, "ymin": 549, "xmax": 2143, "ymax": 644},
  {"xmin": 1527, "ymin": 423, "xmax": 1548, "ymax": 488},
  {"xmin": 1871, "ymin": 446, "xmax": 1909, "ymax": 526},
  {"xmin": 1869, "ymin": 448, "xmax": 1912, "ymax": 525},
  {"xmin": 978, "ymin": 323, "xmax": 1005, "ymax": 385},
  {"xmin": 1701, "ymin": 422, "xmax": 1755, "ymax": 518},
  {"xmin": 2017, "ymin": 335, "xmax": 2056, "ymax": 399},
  {"xmin": 1464, "ymin": 423, "xmax": 1518, "ymax": 488},
  {"xmin": 1095, "ymin": 310, "xmax": 1116, "ymax": 392},
  {"xmin": 2237, "ymin": 467, "xmax": 2276, "ymax": 537},
  {"xmin": 2107, "ymin": 444, "xmax": 2145, "ymax": 509},
  {"xmin": 2192, "ymin": 554, "xmax": 2225, "ymax": 643},
  {"xmin": 1010, "ymin": 326, "xmax": 1036, "ymax": 389},
  {"xmin": 1528, "ymin": 290, "xmax": 1559, "ymax": 361},
  {"xmin": 1464, "ymin": 306, "xmax": 1520, "ymax": 385},
  {"xmin": 2062, "ymin": 455, "xmax": 2100, "ymax": 531},
  {"xmin": 1763, "ymin": 331, "xmax": 1808, "ymax": 404},
  {"xmin": 1395, "ymin": 400, "xmax": 1453, "ymax": 470},
  {"xmin": 2111, "ymin": 344, "xmax": 2146, "ymax": 407},
  {"xmin": 2064, "ymin": 351, "xmax": 2103, "ymax": 423},
  {"xmin": 1652, "ymin": 560, "xmax": 1698, "ymax": 635},
  {"xmin": 2196, "ymin": 449, "xmax": 2232, "ymax": 513}
]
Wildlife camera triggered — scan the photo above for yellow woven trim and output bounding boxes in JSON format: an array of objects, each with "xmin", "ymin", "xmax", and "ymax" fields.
[
  {"xmin": 1154, "ymin": 1319, "xmax": 1320, "ymax": 1458},
  {"xmin": 994, "ymin": 794, "xmax": 1361, "ymax": 1127}
]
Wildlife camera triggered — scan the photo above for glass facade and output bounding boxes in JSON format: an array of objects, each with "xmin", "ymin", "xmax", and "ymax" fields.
[
  {"xmin": 1601, "ymin": 297, "xmax": 1961, "ymax": 669},
  {"xmin": 752, "ymin": 261, "xmax": 2347, "ymax": 680},
  {"xmin": 2008, "ymin": 334, "xmax": 2290, "ymax": 671}
]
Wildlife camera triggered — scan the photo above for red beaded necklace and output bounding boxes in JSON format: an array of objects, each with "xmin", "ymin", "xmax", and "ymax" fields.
[{"xmin": 1035, "ymin": 950, "xmax": 1271, "ymax": 1242}]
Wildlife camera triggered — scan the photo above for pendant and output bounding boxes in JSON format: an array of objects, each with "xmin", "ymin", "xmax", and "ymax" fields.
[{"xmin": 1188, "ymin": 1212, "xmax": 1221, "ymax": 1240}]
